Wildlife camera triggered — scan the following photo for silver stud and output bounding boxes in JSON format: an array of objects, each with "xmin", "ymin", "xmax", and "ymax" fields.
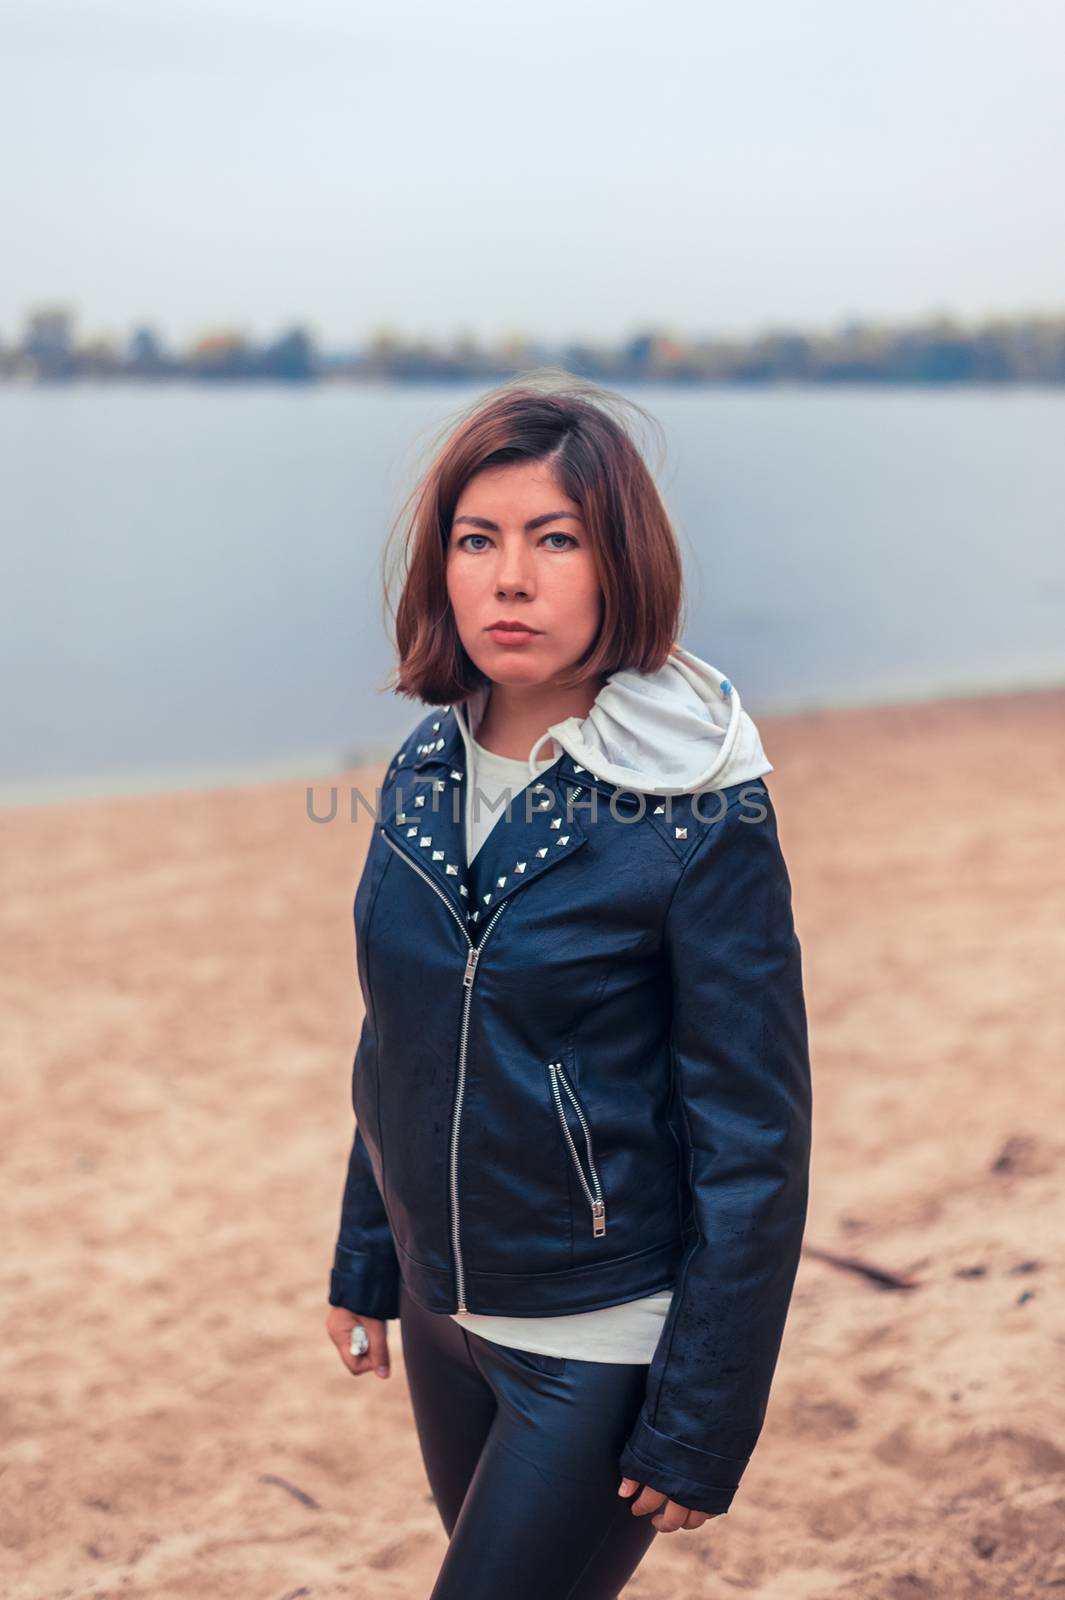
[
  {"xmin": 459, "ymin": 884, "xmax": 468, "ymax": 897},
  {"xmin": 406, "ymin": 826, "xmax": 418, "ymax": 837},
  {"xmin": 675, "ymin": 826, "xmax": 687, "ymax": 839},
  {"xmin": 396, "ymin": 811, "xmax": 408, "ymax": 824},
  {"xmin": 387, "ymin": 767, "xmax": 396, "ymax": 781},
  {"xmin": 557, "ymin": 835, "xmax": 569, "ymax": 846},
  {"xmin": 483, "ymin": 893, "xmax": 492, "ymax": 904},
  {"xmin": 573, "ymin": 763, "xmax": 585, "ymax": 773},
  {"xmin": 433, "ymin": 780, "xmax": 445, "ymax": 791},
  {"xmin": 450, "ymin": 769, "xmax": 462, "ymax": 781},
  {"xmin": 536, "ymin": 847, "xmax": 548, "ymax": 858},
  {"xmin": 550, "ymin": 817, "xmax": 561, "ymax": 830},
  {"xmin": 432, "ymin": 720, "xmax": 440, "ymax": 731},
  {"xmin": 445, "ymin": 862, "xmax": 458, "ymax": 875},
  {"xmin": 414, "ymin": 794, "xmax": 425, "ymax": 807},
  {"xmin": 654, "ymin": 804, "xmax": 665, "ymax": 814},
  {"xmin": 496, "ymin": 876, "xmax": 506, "ymax": 888},
  {"xmin": 397, "ymin": 751, "xmax": 406, "ymax": 763},
  {"xmin": 432, "ymin": 850, "xmax": 444, "ymax": 860},
  {"xmin": 514, "ymin": 861, "xmax": 526, "ymax": 873},
  {"xmin": 420, "ymin": 836, "xmax": 432, "ymax": 847},
  {"xmin": 435, "ymin": 738, "xmax": 444, "ymax": 750}
]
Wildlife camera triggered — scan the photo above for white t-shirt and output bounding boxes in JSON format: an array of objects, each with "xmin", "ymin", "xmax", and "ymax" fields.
[{"xmin": 448, "ymin": 733, "xmax": 674, "ymax": 1363}]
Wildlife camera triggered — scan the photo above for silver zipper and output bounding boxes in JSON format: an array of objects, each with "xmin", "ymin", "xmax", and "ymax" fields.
[
  {"xmin": 548, "ymin": 1061, "xmax": 606, "ymax": 1236},
  {"xmin": 380, "ymin": 827, "xmax": 508, "ymax": 1312}
]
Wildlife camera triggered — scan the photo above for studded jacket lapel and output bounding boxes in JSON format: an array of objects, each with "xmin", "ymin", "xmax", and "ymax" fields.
[
  {"xmin": 382, "ymin": 767, "xmax": 470, "ymax": 922},
  {"xmin": 465, "ymin": 770, "xmax": 588, "ymax": 927},
  {"xmin": 379, "ymin": 707, "xmax": 589, "ymax": 933},
  {"xmin": 379, "ymin": 712, "xmax": 471, "ymax": 924}
]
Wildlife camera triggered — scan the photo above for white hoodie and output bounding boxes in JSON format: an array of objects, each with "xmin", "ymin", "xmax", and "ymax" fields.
[{"xmin": 453, "ymin": 641, "xmax": 773, "ymax": 810}]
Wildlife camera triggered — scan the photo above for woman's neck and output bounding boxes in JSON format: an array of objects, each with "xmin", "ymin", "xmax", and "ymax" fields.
[{"xmin": 474, "ymin": 675, "xmax": 607, "ymax": 762}]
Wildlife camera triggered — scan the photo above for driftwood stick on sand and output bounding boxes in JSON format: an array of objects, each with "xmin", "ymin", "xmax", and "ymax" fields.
[
  {"xmin": 802, "ymin": 1242, "xmax": 922, "ymax": 1290},
  {"xmin": 258, "ymin": 1474, "xmax": 322, "ymax": 1511}
]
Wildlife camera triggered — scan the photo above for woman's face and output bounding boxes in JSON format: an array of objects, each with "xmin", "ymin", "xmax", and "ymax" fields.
[{"xmin": 446, "ymin": 459, "xmax": 603, "ymax": 690}]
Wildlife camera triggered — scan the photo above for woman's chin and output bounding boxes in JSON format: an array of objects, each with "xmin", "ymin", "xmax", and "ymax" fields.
[{"xmin": 474, "ymin": 652, "xmax": 557, "ymax": 689}]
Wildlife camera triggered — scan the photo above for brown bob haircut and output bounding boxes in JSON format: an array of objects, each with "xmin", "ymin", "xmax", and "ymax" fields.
[{"xmin": 384, "ymin": 368, "xmax": 687, "ymax": 707}]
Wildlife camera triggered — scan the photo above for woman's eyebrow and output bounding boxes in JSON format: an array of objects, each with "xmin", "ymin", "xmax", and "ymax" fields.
[{"xmin": 452, "ymin": 511, "xmax": 583, "ymax": 532}]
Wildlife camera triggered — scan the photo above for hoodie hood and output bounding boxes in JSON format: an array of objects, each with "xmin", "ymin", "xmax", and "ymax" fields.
[{"xmin": 452, "ymin": 643, "xmax": 773, "ymax": 798}]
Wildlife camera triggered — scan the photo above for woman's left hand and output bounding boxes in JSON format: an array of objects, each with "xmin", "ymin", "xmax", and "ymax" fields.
[{"xmin": 617, "ymin": 1478, "xmax": 719, "ymax": 1532}]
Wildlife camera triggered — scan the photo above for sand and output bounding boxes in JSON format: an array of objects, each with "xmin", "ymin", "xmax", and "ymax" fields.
[{"xmin": 2, "ymin": 685, "xmax": 1063, "ymax": 1599}]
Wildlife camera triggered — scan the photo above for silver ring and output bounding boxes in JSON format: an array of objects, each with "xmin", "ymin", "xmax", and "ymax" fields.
[{"xmin": 349, "ymin": 1324, "xmax": 369, "ymax": 1358}]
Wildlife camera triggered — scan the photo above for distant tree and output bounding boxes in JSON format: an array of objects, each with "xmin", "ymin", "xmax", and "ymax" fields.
[
  {"xmin": 262, "ymin": 326, "xmax": 316, "ymax": 381},
  {"xmin": 24, "ymin": 306, "xmax": 76, "ymax": 380},
  {"xmin": 128, "ymin": 325, "xmax": 170, "ymax": 373}
]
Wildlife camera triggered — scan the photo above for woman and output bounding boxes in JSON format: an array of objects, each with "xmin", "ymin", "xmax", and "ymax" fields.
[{"xmin": 324, "ymin": 375, "xmax": 812, "ymax": 1599}]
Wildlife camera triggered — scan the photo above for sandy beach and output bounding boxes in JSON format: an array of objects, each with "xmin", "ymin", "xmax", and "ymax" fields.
[{"xmin": 2, "ymin": 684, "xmax": 1063, "ymax": 1600}]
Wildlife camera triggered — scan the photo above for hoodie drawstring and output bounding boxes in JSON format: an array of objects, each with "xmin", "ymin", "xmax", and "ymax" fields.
[{"xmin": 527, "ymin": 728, "xmax": 558, "ymax": 780}]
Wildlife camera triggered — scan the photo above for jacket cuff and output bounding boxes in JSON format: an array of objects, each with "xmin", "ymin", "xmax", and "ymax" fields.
[
  {"xmin": 328, "ymin": 1244, "xmax": 400, "ymax": 1321},
  {"xmin": 618, "ymin": 1416, "xmax": 749, "ymax": 1516}
]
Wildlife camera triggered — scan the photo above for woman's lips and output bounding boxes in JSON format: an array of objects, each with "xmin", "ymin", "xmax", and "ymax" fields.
[{"xmin": 487, "ymin": 624, "xmax": 540, "ymax": 645}]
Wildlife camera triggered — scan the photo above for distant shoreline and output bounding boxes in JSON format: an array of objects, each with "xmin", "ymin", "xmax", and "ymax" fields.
[
  {"xmin": 4, "ymin": 373, "xmax": 1065, "ymax": 392},
  {"xmin": 8, "ymin": 305, "xmax": 1065, "ymax": 386}
]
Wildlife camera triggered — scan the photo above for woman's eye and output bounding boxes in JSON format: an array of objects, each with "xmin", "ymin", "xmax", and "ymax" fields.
[{"xmin": 455, "ymin": 531, "xmax": 576, "ymax": 553}]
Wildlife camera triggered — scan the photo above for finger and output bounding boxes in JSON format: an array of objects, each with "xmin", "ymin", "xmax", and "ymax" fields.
[
  {"xmin": 367, "ymin": 1321, "xmax": 390, "ymax": 1378},
  {"xmin": 682, "ymin": 1509, "xmax": 710, "ymax": 1530},
  {"xmin": 617, "ymin": 1478, "xmax": 640, "ymax": 1498},
  {"xmin": 652, "ymin": 1499, "xmax": 690, "ymax": 1533},
  {"xmin": 629, "ymin": 1486, "xmax": 667, "ymax": 1516}
]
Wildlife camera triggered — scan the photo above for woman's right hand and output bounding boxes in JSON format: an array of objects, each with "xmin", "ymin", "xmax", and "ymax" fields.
[{"xmin": 325, "ymin": 1305, "xmax": 391, "ymax": 1379}]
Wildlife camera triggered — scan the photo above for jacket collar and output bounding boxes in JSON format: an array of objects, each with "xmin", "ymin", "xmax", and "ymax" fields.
[{"xmin": 381, "ymin": 705, "xmax": 591, "ymax": 933}]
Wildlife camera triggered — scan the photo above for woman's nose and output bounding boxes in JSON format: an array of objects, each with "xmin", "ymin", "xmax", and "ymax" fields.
[{"xmin": 494, "ymin": 547, "xmax": 535, "ymax": 596}]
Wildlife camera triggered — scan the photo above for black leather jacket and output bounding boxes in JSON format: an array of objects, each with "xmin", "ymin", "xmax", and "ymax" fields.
[{"xmin": 329, "ymin": 701, "xmax": 812, "ymax": 1516}]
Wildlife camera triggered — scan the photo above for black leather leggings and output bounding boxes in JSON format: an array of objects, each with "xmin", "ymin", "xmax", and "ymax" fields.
[{"xmin": 398, "ymin": 1280, "xmax": 659, "ymax": 1600}]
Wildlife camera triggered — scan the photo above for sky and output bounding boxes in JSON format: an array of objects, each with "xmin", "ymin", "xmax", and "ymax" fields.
[{"xmin": 2, "ymin": 0, "xmax": 1062, "ymax": 350}]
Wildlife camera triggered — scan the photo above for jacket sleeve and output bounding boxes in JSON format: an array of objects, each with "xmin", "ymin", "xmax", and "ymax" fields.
[
  {"xmin": 328, "ymin": 769, "xmax": 404, "ymax": 1322},
  {"xmin": 617, "ymin": 782, "xmax": 812, "ymax": 1515},
  {"xmin": 328, "ymin": 1020, "xmax": 402, "ymax": 1321}
]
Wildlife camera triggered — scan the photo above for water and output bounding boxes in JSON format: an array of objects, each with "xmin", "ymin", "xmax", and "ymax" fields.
[{"xmin": 2, "ymin": 382, "xmax": 1063, "ymax": 805}]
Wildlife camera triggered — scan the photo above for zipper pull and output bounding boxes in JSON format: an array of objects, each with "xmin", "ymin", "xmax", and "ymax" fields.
[
  {"xmin": 592, "ymin": 1200, "xmax": 606, "ymax": 1237},
  {"xmin": 463, "ymin": 945, "xmax": 480, "ymax": 988}
]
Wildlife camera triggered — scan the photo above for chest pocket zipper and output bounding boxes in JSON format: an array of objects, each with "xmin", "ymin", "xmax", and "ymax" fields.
[{"xmin": 547, "ymin": 1061, "xmax": 607, "ymax": 1237}]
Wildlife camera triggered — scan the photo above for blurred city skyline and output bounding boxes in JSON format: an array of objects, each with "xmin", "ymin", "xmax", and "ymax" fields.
[{"xmin": 3, "ymin": 0, "xmax": 1062, "ymax": 348}]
